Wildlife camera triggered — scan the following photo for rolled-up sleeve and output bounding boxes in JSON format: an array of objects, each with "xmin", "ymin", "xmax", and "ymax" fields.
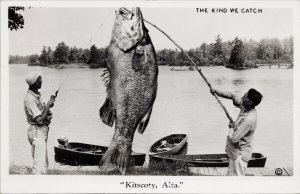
[{"xmin": 26, "ymin": 101, "xmax": 43, "ymax": 119}]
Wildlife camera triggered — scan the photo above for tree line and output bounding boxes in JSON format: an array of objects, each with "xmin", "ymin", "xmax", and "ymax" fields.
[
  {"xmin": 157, "ymin": 35, "xmax": 293, "ymax": 68},
  {"xmin": 9, "ymin": 42, "xmax": 107, "ymax": 68},
  {"xmin": 9, "ymin": 35, "xmax": 293, "ymax": 68}
]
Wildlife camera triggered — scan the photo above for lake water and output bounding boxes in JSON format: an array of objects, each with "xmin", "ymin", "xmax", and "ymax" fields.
[{"xmin": 9, "ymin": 64, "xmax": 293, "ymax": 169}]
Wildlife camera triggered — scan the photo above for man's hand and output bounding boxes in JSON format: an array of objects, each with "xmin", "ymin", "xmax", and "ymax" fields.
[
  {"xmin": 54, "ymin": 90, "xmax": 59, "ymax": 98},
  {"xmin": 229, "ymin": 121, "xmax": 235, "ymax": 129},
  {"xmin": 46, "ymin": 96, "xmax": 55, "ymax": 108},
  {"xmin": 210, "ymin": 88, "xmax": 217, "ymax": 95}
]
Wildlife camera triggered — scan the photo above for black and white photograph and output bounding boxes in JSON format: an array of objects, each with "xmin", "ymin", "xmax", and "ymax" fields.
[{"xmin": 1, "ymin": 1, "xmax": 300, "ymax": 193}]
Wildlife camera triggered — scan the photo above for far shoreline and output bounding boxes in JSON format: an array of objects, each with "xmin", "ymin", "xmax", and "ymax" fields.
[{"xmin": 8, "ymin": 63, "xmax": 294, "ymax": 70}]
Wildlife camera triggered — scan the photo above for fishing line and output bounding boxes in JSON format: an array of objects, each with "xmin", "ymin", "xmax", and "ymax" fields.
[
  {"xmin": 120, "ymin": 7, "xmax": 233, "ymax": 123},
  {"xmin": 54, "ymin": 9, "xmax": 114, "ymax": 97}
]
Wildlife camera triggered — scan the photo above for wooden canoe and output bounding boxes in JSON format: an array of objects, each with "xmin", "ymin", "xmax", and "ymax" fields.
[
  {"xmin": 149, "ymin": 153, "xmax": 267, "ymax": 167},
  {"xmin": 149, "ymin": 134, "xmax": 188, "ymax": 155},
  {"xmin": 54, "ymin": 140, "xmax": 145, "ymax": 166}
]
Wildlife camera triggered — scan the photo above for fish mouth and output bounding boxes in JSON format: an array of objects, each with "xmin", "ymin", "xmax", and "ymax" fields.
[
  {"xmin": 117, "ymin": 7, "xmax": 142, "ymax": 20},
  {"xmin": 118, "ymin": 7, "xmax": 132, "ymax": 16}
]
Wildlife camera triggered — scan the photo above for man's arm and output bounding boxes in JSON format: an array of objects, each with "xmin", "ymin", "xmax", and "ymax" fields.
[
  {"xmin": 228, "ymin": 118, "xmax": 252, "ymax": 143},
  {"xmin": 211, "ymin": 88, "xmax": 241, "ymax": 108},
  {"xmin": 35, "ymin": 96, "xmax": 55, "ymax": 125},
  {"xmin": 211, "ymin": 89, "xmax": 234, "ymax": 99},
  {"xmin": 35, "ymin": 106, "xmax": 51, "ymax": 125}
]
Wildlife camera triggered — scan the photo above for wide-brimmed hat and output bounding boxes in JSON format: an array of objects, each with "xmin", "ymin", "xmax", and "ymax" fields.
[{"xmin": 25, "ymin": 71, "xmax": 42, "ymax": 86}]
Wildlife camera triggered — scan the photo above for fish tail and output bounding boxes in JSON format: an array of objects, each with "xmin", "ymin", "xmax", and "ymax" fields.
[
  {"xmin": 138, "ymin": 107, "xmax": 153, "ymax": 134},
  {"xmin": 99, "ymin": 136, "xmax": 131, "ymax": 174},
  {"xmin": 99, "ymin": 96, "xmax": 115, "ymax": 127}
]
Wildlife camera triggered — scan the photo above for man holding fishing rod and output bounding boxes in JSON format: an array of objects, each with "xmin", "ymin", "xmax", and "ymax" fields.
[
  {"xmin": 24, "ymin": 72, "xmax": 57, "ymax": 174},
  {"xmin": 210, "ymin": 87, "xmax": 262, "ymax": 176},
  {"xmin": 117, "ymin": 8, "xmax": 263, "ymax": 175}
]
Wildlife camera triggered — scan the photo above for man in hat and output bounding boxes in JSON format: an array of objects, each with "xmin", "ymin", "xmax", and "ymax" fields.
[
  {"xmin": 24, "ymin": 72, "xmax": 55, "ymax": 175},
  {"xmin": 211, "ymin": 88, "xmax": 263, "ymax": 176}
]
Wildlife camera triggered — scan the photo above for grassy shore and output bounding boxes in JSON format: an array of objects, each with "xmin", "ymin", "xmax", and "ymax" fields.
[
  {"xmin": 9, "ymin": 161, "xmax": 192, "ymax": 175},
  {"xmin": 9, "ymin": 164, "xmax": 293, "ymax": 176}
]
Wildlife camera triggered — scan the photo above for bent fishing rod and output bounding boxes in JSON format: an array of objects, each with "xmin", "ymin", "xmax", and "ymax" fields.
[{"xmin": 121, "ymin": 8, "xmax": 234, "ymax": 123}]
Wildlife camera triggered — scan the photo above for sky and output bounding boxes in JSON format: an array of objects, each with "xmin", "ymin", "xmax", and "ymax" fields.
[{"xmin": 9, "ymin": 7, "xmax": 293, "ymax": 56}]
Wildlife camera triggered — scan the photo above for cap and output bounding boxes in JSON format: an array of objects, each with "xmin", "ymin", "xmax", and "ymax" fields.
[{"xmin": 25, "ymin": 71, "xmax": 42, "ymax": 86}]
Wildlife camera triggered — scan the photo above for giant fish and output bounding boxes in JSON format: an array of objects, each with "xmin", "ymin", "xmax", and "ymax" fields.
[{"xmin": 99, "ymin": 7, "xmax": 158, "ymax": 174}]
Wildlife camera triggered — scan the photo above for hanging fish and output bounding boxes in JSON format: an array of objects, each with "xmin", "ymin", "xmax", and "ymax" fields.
[{"xmin": 99, "ymin": 7, "xmax": 158, "ymax": 174}]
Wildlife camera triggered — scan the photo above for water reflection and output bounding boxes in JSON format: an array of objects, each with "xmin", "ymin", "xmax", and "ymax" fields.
[
  {"xmin": 214, "ymin": 77, "xmax": 227, "ymax": 85},
  {"xmin": 232, "ymin": 78, "xmax": 246, "ymax": 85}
]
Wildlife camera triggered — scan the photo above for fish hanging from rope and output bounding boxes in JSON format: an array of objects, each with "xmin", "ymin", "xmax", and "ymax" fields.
[{"xmin": 99, "ymin": 7, "xmax": 158, "ymax": 174}]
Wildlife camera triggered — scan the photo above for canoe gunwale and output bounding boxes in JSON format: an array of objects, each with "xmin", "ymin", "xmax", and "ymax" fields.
[
  {"xmin": 149, "ymin": 134, "xmax": 188, "ymax": 155},
  {"xmin": 55, "ymin": 145, "xmax": 144, "ymax": 156},
  {"xmin": 54, "ymin": 141, "xmax": 146, "ymax": 166},
  {"xmin": 149, "ymin": 153, "xmax": 267, "ymax": 168}
]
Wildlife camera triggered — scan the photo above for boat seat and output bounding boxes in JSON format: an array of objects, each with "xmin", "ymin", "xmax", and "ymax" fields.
[{"xmin": 158, "ymin": 143, "xmax": 175, "ymax": 149}]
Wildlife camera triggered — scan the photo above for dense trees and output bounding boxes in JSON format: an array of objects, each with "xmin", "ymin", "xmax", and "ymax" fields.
[
  {"xmin": 213, "ymin": 34, "xmax": 225, "ymax": 65},
  {"xmin": 156, "ymin": 36, "xmax": 293, "ymax": 67},
  {"xmin": 9, "ymin": 55, "xmax": 30, "ymax": 64},
  {"xmin": 9, "ymin": 35, "xmax": 294, "ymax": 68},
  {"xmin": 89, "ymin": 47, "xmax": 108, "ymax": 68},
  {"xmin": 229, "ymin": 37, "xmax": 244, "ymax": 68},
  {"xmin": 8, "ymin": 7, "xmax": 25, "ymax": 31},
  {"xmin": 39, "ymin": 46, "xmax": 48, "ymax": 65},
  {"xmin": 54, "ymin": 42, "xmax": 69, "ymax": 64},
  {"xmin": 47, "ymin": 47, "xmax": 53, "ymax": 64},
  {"xmin": 9, "ymin": 42, "xmax": 107, "ymax": 68},
  {"xmin": 88, "ymin": 45, "xmax": 101, "ymax": 64},
  {"xmin": 29, "ymin": 54, "xmax": 39, "ymax": 64}
]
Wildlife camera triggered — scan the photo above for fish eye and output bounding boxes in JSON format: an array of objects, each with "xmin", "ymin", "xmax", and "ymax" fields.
[
  {"xmin": 119, "ymin": 8, "xmax": 130, "ymax": 15},
  {"xmin": 118, "ymin": 7, "xmax": 135, "ymax": 19},
  {"xmin": 119, "ymin": 8, "xmax": 125, "ymax": 14}
]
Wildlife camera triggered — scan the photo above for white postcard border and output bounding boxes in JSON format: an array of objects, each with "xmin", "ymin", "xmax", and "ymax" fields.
[{"xmin": 1, "ymin": 1, "xmax": 300, "ymax": 193}]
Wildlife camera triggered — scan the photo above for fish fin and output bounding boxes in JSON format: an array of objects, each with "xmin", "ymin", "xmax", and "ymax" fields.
[
  {"xmin": 99, "ymin": 136, "xmax": 131, "ymax": 174},
  {"xmin": 101, "ymin": 68, "xmax": 110, "ymax": 92},
  {"xmin": 99, "ymin": 97, "xmax": 115, "ymax": 127},
  {"xmin": 138, "ymin": 107, "xmax": 153, "ymax": 134},
  {"xmin": 100, "ymin": 68, "xmax": 115, "ymax": 127}
]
